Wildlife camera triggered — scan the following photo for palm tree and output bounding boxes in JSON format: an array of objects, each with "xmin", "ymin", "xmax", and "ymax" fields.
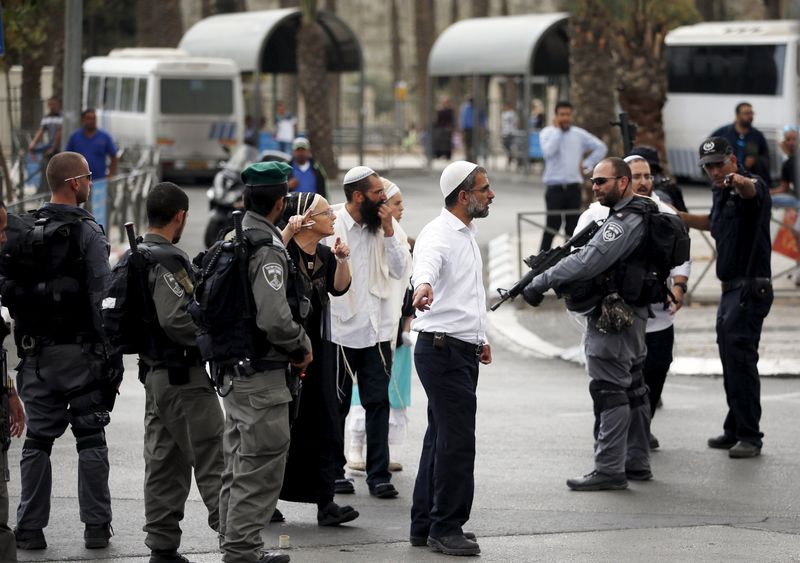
[
  {"xmin": 297, "ymin": 0, "xmax": 337, "ymax": 178},
  {"xmin": 613, "ymin": 0, "xmax": 697, "ymax": 172}
]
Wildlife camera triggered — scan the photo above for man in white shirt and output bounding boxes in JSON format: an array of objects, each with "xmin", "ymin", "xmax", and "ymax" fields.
[
  {"xmin": 327, "ymin": 166, "xmax": 411, "ymax": 499},
  {"xmin": 539, "ymin": 101, "xmax": 607, "ymax": 251},
  {"xmin": 574, "ymin": 155, "xmax": 691, "ymax": 451},
  {"xmin": 409, "ymin": 161, "xmax": 493, "ymax": 557}
]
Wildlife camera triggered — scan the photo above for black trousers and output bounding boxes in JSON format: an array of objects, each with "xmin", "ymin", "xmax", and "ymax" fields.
[
  {"xmin": 334, "ymin": 342, "xmax": 392, "ymax": 488},
  {"xmin": 643, "ymin": 325, "xmax": 674, "ymax": 419},
  {"xmin": 410, "ymin": 336, "xmax": 479, "ymax": 539},
  {"xmin": 540, "ymin": 183, "xmax": 582, "ymax": 251},
  {"xmin": 716, "ymin": 285, "xmax": 773, "ymax": 448}
]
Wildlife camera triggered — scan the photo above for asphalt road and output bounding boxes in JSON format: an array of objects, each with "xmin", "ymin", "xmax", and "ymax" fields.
[{"xmin": 8, "ymin": 171, "xmax": 800, "ymax": 562}]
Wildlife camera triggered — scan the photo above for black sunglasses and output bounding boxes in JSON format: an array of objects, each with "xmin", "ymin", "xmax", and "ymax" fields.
[{"xmin": 590, "ymin": 176, "xmax": 622, "ymax": 186}]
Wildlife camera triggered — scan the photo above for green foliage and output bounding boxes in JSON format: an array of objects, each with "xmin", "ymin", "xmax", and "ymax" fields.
[{"xmin": 1, "ymin": 0, "xmax": 54, "ymax": 67}]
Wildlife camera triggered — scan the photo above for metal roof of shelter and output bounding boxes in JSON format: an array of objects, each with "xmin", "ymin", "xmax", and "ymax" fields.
[
  {"xmin": 178, "ymin": 7, "xmax": 362, "ymax": 74},
  {"xmin": 428, "ymin": 12, "xmax": 570, "ymax": 77}
]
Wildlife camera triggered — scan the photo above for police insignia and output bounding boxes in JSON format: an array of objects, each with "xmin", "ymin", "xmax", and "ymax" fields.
[
  {"xmin": 602, "ymin": 222, "xmax": 624, "ymax": 242},
  {"xmin": 163, "ymin": 273, "xmax": 185, "ymax": 297},
  {"xmin": 262, "ymin": 263, "xmax": 284, "ymax": 290}
]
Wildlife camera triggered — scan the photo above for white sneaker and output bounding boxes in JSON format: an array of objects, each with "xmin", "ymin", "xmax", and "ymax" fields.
[{"xmin": 347, "ymin": 447, "xmax": 365, "ymax": 471}]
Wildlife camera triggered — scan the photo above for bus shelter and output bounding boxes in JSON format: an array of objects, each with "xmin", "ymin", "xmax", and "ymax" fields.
[
  {"xmin": 179, "ymin": 7, "xmax": 365, "ymax": 161},
  {"xmin": 427, "ymin": 12, "xmax": 570, "ymax": 169}
]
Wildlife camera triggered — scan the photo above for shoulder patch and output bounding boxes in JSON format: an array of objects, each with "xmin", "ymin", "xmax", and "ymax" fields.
[
  {"xmin": 262, "ymin": 262, "xmax": 284, "ymax": 291},
  {"xmin": 163, "ymin": 272, "xmax": 185, "ymax": 297},
  {"xmin": 602, "ymin": 222, "xmax": 625, "ymax": 242}
]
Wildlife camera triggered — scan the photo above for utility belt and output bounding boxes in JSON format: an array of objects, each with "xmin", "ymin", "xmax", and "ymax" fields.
[
  {"xmin": 546, "ymin": 182, "xmax": 581, "ymax": 190},
  {"xmin": 138, "ymin": 348, "xmax": 204, "ymax": 386},
  {"xmin": 229, "ymin": 358, "xmax": 288, "ymax": 378},
  {"xmin": 721, "ymin": 277, "xmax": 771, "ymax": 294},
  {"xmin": 16, "ymin": 333, "xmax": 99, "ymax": 355},
  {"xmin": 418, "ymin": 331, "xmax": 484, "ymax": 358}
]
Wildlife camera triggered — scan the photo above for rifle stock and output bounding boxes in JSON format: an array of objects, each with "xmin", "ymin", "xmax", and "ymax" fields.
[{"xmin": 491, "ymin": 219, "xmax": 604, "ymax": 311}]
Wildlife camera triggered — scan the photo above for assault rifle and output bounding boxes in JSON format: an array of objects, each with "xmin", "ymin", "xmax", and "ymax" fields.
[
  {"xmin": 491, "ymin": 219, "xmax": 605, "ymax": 311},
  {"xmin": 125, "ymin": 222, "xmax": 156, "ymax": 325},
  {"xmin": 611, "ymin": 112, "xmax": 637, "ymax": 156},
  {"xmin": 1, "ymin": 345, "xmax": 9, "ymax": 482}
]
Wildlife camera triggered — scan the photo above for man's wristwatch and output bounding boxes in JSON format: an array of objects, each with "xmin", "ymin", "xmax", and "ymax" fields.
[{"xmin": 673, "ymin": 282, "xmax": 688, "ymax": 293}]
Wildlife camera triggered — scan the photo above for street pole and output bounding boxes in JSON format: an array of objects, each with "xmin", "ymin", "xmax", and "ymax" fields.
[{"xmin": 61, "ymin": 0, "xmax": 83, "ymax": 151}]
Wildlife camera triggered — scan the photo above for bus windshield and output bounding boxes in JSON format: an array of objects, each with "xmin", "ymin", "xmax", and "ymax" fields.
[
  {"xmin": 160, "ymin": 78, "xmax": 234, "ymax": 114},
  {"xmin": 667, "ymin": 44, "xmax": 786, "ymax": 96}
]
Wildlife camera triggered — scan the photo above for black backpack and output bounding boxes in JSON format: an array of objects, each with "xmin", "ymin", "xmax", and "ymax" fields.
[
  {"xmin": 0, "ymin": 209, "xmax": 95, "ymax": 342},
  {"xmin": 616, "ymin": 197, "xmax": 691, "ymax": 306},
  {"xmin": 189, "ymin": 229, "xmax": 275, "ymax": 367}
]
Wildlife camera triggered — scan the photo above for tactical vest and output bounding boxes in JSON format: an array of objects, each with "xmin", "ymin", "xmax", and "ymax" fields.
[{"xmin": 0, "ymin": 208, "xmax": 97, "ymax": 346}]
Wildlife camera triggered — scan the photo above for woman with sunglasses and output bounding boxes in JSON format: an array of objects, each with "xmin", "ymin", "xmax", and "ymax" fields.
[{"xmin": 273, "ymin": 192, "xmax": 359, "ymax": 527}]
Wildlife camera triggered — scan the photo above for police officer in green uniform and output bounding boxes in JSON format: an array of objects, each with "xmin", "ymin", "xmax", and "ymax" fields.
[
  {"xmin": 218, "ymin": 162, "xmax": 312, "ymax": 563},
  {"xmin": 523, "ymin": 157, "xmax": 652, "ymax": 491},
  {"xmin": 136, "ymin": 182, "xmax": 225, "ymax": 563}
]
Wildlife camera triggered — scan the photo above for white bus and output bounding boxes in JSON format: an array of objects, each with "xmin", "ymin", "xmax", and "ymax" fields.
[
  {"xmin": 664, "ymin": 20, "xmax": 799, "ymax": 181},
  {"xmin": 82, "ymin": 48, "xmax": 244, "ymax": 179}
]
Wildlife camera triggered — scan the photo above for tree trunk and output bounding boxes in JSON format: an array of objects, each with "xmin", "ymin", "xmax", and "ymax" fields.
[
  {"xmin": 49, "ymin": 5, "xmax": 65, "ymax": 100},
  {"xmin": 325, "ymin": 0, "xmax": 339, "ymax": 129},
  {"xmin": 297, "ymin": 2, "xmax": 337, "ymax": 178},
  {"xmin": 694, "ymin": 0, "xmax": 723, "ymax": 20},
  {"xmin": 763, "ymin": 0, "xmax": 782, "ymax": 19},
  {"xmin": 471, "ymin": 0, "xmax": 489, "ymax": 17},
  {"xmin": 413, "ymin": 0, "xmax": 435, "ymax": 132},
  {"xmin": 136, "ymin": 0, "xmax": 183, "ymax": 47}
]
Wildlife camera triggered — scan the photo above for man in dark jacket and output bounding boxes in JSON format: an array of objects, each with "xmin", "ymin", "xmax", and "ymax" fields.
[{"xmin": 288, "ymin": 137, "xmax": 328, "ymax": 199}]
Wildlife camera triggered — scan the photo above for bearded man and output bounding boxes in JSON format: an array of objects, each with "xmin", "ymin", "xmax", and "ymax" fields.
[{"xmin": 326, "ymin": 166, "xmax": 412, "ymax": 499}]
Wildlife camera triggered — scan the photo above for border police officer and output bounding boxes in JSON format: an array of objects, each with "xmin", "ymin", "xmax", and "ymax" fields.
[
  {"xmin": 217, "ymin": 162, "xmax": 312, "ymax": 563},
  {"xmin": 523, "ymin": 157, "xmax": 652, "ymax": 491},
  {"xmin": 2, "ymin": 152, "xmax": 114, "ymax": 549},
  {"xmin": 678, "ymin": 136, "xmax": 772, "ymax": 459},
  {"xmin": 136, "ymin": 182, "xmax": 225, "ymax": 563}
]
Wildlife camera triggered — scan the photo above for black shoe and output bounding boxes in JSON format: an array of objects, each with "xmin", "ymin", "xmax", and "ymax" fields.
[
  {"xmin": 150, "ymin": 550, "xmax": 192, "ymax": 563},
  {"xmin": 649, "ymin": 433, "xmax": 660, "ymax": 450},
  {"xmin": 626, "ymin": 468, "xmax": 653, "ymax": 481},
  {"xmin": 317, "ymin": 501, "xmax": 359, "ymax": 526},
  {"xmin": 85, "ymin": 522, "xmax": 112, "ymax": 549},
  {"xmin": 567, "ymin": 470, "xmax": 628, "ymax": 491},
  {"xmin": 334, "ymin": 478, "xmax": 355, "ymax": 494},
  {"xmin": 256, "ymin": 552, "xmax": 290, "ymax": 563},
  {"xmin": 271, "ymin": 508, "xmax": 285, "ymax": 523},
  {"xmin": 410, "ymin": 532, "xmax": 476, "ymax": 547},
  {"xmin": 428, "ymin": 534, "xmax": 481, "ymax": 556},
  {"xmin": 729, "ymin": 441, "xmax": 761, "ymax": 458},
  {"xmin": 707, "ymin": 434, "xmax": 737, "ymax": 449},
  {"xmin": 369, "ymin": 482, "xmax": 398, "ymax": 498},
  {"xmin": 14, "ymin": 527, "xmax": 46, "ymax": 550}
]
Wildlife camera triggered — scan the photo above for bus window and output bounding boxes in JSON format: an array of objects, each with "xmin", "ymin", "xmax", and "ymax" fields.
[
  {"xmin": 667, "ymin": 44, "xmax": 785, "ymax": 96},
  {"xmin": 119, "ymin": 77, "xmax": 136, "ymax": 112},
  {"xmin": 136, "ymin": 78, "xmax": 147, "ymax": 112},
  {"xmin": 160, "ymin": 78, "xmax": 233, "ymax": 115},
  {"xmin": 103, "ymin": 77, "xmax": 119, "ymax": 110},
  {"xmin": 87, "ymin": 76, "xmax": 102, "ymax": 109}
]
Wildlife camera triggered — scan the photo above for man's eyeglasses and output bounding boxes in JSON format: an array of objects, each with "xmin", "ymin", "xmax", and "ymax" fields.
[
  {"xmin": 590, "ymin": 176, "xmax": 622, "ymax": 186},
  {"xmin": 63, "ymin": 172, "xmax": 92, "ymax": 183},
  {"xmin": 309, "ymin": 208, "xmax": 334, "ymax": 218}
]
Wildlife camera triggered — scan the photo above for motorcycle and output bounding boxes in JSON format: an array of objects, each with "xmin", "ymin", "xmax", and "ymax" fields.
[{"xmin": 204, "ymin": 145, "xmax": 290, "ymax": 247}]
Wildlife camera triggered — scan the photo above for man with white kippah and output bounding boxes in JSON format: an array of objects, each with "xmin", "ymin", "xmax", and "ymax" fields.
[
  {"xmin": 409, "ymin": 160, "xmax": 493, "ymax": 557},
  {"xmin": 326, "ymin": 166, "xmax": 411, "ymax": 500}
]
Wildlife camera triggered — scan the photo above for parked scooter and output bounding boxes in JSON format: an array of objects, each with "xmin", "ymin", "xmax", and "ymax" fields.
[{"xmin": 204, "ymin": 145, "xmax": 290, "ymax": 247}]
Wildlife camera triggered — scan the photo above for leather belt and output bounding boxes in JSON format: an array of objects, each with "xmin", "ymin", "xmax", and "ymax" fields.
[
  {"xmin": 721, "ymin": 277, "xmax": 771, "ymax": 293},
  {"xmin": 418, "ymin": 332, "xmax": 483, "ymax": 357}
]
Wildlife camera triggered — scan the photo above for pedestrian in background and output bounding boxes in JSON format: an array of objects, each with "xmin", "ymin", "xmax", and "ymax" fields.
[
  {"xmin": 134, "ymin": 182, "xmax": 225, "ymax": 563},
  {"xmin": 678, "ymin": 136, "xmax": 773, "ymax": 459},
  {"xmin": 287, "ymin": 137, "xmax": 328, "ymax": 199},
  {"xmin": 711, "ymin": 102, "xmax": 771, "ymax": 186},
  {"xmin": 65, "ymin": 109, "xmax": 118, "ymax": 181},
  {"xmin": 409, "ymin": 160, "xmax": 493, "ymax": 557},
  {"xmin": 538, "ymin": 101, "xmax": 607, "ymax": 251},
  {"xmin": 274, "ymin": 101, "xmax": 296, "ymax": 154}
]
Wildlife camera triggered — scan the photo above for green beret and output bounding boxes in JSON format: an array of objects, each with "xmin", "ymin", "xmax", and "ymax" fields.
[{"xmin": 241, "ymin": 161, "xmax": 293, "ymax": 186}]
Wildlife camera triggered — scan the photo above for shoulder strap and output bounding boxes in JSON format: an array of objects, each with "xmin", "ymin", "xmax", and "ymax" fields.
[{"xmin": 140, "ymin": 243, "xmax": 188, "ymax": 275}]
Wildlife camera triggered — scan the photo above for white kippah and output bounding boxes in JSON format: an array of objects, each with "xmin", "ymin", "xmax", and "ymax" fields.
[
  {"xmin": 343, "ymin": 165, "xmax": 375, "ymax": 185},
  {"xmin": 381, "ymin": 177, "xmax": 400, "ymax": 200},
  {"xmin": 623, "ymin": 154, "xmax": 646, "ymax": 164},
  {"xmin": 440, "ymin": 160, "xmax": 479, "ymax": 198}
]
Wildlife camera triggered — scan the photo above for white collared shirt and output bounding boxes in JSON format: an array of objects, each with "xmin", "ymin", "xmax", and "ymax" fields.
[
  {"xmin": 326, "ymin": 204, "xmax": 410, "ymax": 348},
  {"xmin": 411, "ymin": 208, "xmax": 487, "ymax": 345}
]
